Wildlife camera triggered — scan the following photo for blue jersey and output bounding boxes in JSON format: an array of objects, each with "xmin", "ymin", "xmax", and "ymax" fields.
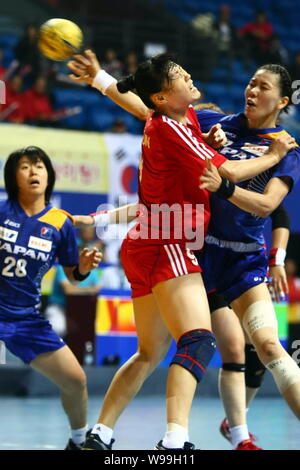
[
  {"xmin": 0, "ymin": 200, "xmax": 79, "ymax": 319},
  {"xmin": 196, "ymin": 110, "xmax": 300, "ymax": 245}
]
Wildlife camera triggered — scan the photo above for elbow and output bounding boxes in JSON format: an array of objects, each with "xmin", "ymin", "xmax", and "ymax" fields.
[{"xmin": 254, "ymin": 200, "xmax": 274, "ymax": 218}]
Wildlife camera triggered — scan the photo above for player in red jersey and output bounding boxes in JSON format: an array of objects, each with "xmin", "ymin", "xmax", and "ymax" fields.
[{"xmin": 68, "ymin": 52, "xmax": 294, "ymax": 450}]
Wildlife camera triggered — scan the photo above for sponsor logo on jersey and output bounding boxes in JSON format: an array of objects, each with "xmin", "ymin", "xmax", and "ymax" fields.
[
  {"xmin": 3, "ymin": 219, "xmax": 21, "ymax": 228},
  {"xmin": 0, "ymin": 241, "xmax": 50, "ymax": 261},
  {"xmin": 28, "ymin": 236, "xmax": 52, "ymax": 252},
  {"xmin": 241, "ymin": 143, "xmax": 269, "ymax": 157},
  {"xmin": 40, "ymin": 227, "xmax": 53, "ymax": 239},
  {"xmin": 0, "ymin": 226, "xmax": 18, "ymax": 243}
]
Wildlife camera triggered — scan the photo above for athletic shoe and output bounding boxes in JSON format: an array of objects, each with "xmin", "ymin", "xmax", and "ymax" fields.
[
  {"xmin": 64, "ymin": 429, "xmax": 92, "ymax": 450},
  {"xmin": 235, "ymin": 439, "xmax": 263, "ymax": 450},
  {"xmin": 219, "ymin": 418, "xmax": 258, "ymax": 444},
  {"xmin": 83, "ymin": 433, "xmax": 115, "ymax": 450},
  {"xmin": 155, "ymin": 440, "xmax": 195, "ymax": 450}
]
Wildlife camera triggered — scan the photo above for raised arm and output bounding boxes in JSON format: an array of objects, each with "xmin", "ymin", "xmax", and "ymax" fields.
[
  {"xmin": 67, "ymin": 50, "xmax": 150, "ymax": 121},
  {"xmin": 73, "ymin": 202, "xmax": 139, "ymax": 227}
]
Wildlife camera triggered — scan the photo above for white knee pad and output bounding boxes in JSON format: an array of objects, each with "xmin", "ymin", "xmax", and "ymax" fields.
[
  {"xmin": 266, "ymin": 356, "xmax": 300, "ymax": 393},
  {"xmin": 242, "ymin": 300, "xmax": 278, "ymax": 338}
]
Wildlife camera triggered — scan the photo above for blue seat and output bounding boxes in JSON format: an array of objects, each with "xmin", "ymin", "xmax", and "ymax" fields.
[
  {"xmin": 0, "ymin": 34, "xmax": 18, "ymax": 49},
  {"xmin": 87, "ymin": 105, "xmax": 114, "ymax": 131}
]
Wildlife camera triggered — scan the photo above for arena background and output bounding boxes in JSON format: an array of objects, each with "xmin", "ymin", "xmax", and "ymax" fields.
[{"xmin": 0, "ymin": 0, "xmax": 300, "ymax": 450}]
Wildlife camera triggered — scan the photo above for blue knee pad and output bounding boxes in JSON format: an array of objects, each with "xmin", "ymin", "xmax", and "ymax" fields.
[{"xmin": 170, "ymin": 329, "xmax": 216, "ymax": 382}]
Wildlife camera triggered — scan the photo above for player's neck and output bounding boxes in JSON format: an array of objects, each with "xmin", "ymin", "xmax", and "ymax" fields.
[
  {"xmin": 161, "ymin": 106, "xmax": 189, "ymax": 124},
  {"xmin": 18, "ymin": 194, "xmax": 46, "ymax": 216},
  {"xmin": 247, "ymin": 115, "xmax": 277, "ymax": 130}
]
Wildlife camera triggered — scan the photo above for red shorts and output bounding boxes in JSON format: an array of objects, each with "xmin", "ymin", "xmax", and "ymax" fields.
[{"xmin": 121, "ymin": 238, "xmax": 202, "ymax": 298}]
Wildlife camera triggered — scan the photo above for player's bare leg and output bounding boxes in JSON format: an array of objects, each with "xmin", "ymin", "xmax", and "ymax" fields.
[
  {"xmin": 30, "ymin": 345, "xmax": 88, "ymax": 448},
  {"xmin": 212, "ymin": 307, "xmax": 246, "ymax": 427},
  {"xmin": 232, "ymin": 283, "xmax": 300, "ymax": 418},
  {"xmin": 98, "ymin": 293, "xmax": 171, "ymax": 428},
  {"xmin": 84, "ymin": 293, "xmax": 171, "ymax": 449},
  {"xmin": 153, "ymin": 273, "xmax": 215, "ymax": 449}
]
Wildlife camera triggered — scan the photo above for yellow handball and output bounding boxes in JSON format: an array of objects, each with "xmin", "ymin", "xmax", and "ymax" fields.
[{"xmin": 38, "ymin": 18, "xmax": 83, "ymax": 61}]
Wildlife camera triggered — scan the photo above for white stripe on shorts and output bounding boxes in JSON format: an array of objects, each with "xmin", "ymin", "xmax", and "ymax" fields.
[
  {"xmin": 175, "ymin": 244, "xmax": 188, "ymax": 275},
  {"xmin": 164, "ymin": 245, "xmax": 179, "ymax": 277},
  {"xmin": 169, "ymin": 244, "xmax": 184, "ymax": 276}
]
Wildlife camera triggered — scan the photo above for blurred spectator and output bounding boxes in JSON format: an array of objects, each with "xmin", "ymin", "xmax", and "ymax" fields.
[
  {"xmin": 102, "ymin": 48, "xmax": 124, "ymax": 80},
  {"xmin": 0, "ymin": 75, "xmax": 25, "ymax": 123},
  {"xmin": 239, "ymin": 11, "xmax": 274, "ymax": 65},
  {"xmin": 101, "ymin": 250, "xmax": 131, "ymax": 290},
  {"xmin": 268, "ymin": 35, "xmax": 289, "ymax": 65},
  {"xmin": 194, "ymin": 102, "xmax": 225, "ymax": 114},
  {"xmin": 110, "ymin": 118, "xmax": 127, "ymax": 133},
  {"xmin": 289, "ymin": 52, "xmax": 300, "ymax": 81},
  {"xmin": 23, "ymin": 75, "xmax": 54, "ymax": 125},
  {"xmin": 213, "ymin": 5, "xmax": 236, "ymax": 83},
  {"xmin": 0, "ymin": 49, "xmax": 6, "ymax": 79},
  {"xmin": 14, "ymin": 23, "xmax": 43, "ymax": 83},
  {"xmin": 45, "ymin": 263, "xmax": 102, "ymax": 337},
  {"xmin": 124, "ymin": 51, "xmax": 138, "ymax": 75},
  {"xmin": 77, "ymin": 226, "xmax": 105, "ymax": 254},
  {"xmin": 286, "ymin": 259, "xmax": 300, "ymax": 303}
]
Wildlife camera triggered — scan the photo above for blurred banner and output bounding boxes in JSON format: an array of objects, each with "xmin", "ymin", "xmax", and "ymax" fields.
[
  {"xmin": 0, "ymin": 123, "xmax": 109, "ymax": 193},
  {"xmin": 104, "ymin": 132, "xmax": 141, "ymax": 206}
]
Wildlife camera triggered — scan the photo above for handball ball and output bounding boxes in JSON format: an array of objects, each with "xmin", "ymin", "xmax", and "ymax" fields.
[{"xmin": 38, "ymin": 18, "xmax": 83, "ymax": 61}]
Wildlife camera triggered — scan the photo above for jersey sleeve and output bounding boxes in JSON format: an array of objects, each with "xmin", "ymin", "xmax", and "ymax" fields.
[
  {"xmin": 271, "ymin": 146, "xmax": 300, "ymax": 191},
  {"xmin": 195, "ymin": 109, "xmax": 226, "ymax": 133},
  {"xmin": 159, "ymin": 116, "xmax": 227, "ymax": 171},
  {"xmin": 56, "ymin": 217, "xmax": 79, "ymax": 267}
]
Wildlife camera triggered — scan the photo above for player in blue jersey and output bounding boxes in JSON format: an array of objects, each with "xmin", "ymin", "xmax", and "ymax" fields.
[
  {"xmin": 0, "ymin": 146, "xmax": 102, "ymax": 450},
  {"xmin": 198, "ymin": 64, "xmax": 300, "ymax": 448}
]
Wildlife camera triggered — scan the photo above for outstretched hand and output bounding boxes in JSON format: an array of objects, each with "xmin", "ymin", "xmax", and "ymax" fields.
[
  {"xmin": 78, "ymin": 247, "xmax": 103, "ymax": 274},
  {"xmin": 73, "ymin": 215, "xmax": 94, "ymax": 227},
  {"xmin": 67, "ymin": 49, "xmax": 101, "ymax": 85},
  {"xmin": 203, "ymin": 123, "xmax": 227, "ymax": 149},
  {"xmin": 199, "ymin": 158, "xmax": 222, "ymax": 192}
]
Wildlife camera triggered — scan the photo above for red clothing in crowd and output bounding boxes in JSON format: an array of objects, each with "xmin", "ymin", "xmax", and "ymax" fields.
[
  {"xmin": 23, "ymin": 87, "xmax": 54, "ymax": 121},
  {"xmin": 239, "ymin": 20, "xmax": 273, "ymax": 51},
  {"xmin": 0, "ymin": 83, "xmax": 25, "ymax": 123},
  {"xmin": 288, "ymin": 276, "xmax": 300, "ymax": 303}
]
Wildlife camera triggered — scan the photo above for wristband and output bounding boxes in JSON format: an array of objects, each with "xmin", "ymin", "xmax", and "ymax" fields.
[
  {"xmin": 268, "ymin": 248, "xmax": 286, "ymax": 267},
  {"xmin": 73, "ymin": 264, "xmax": 90, "ymax": 281},
  {"xmin": 216, "ymin": 178, "xmax": 235, "ymax": 199},
  {"xmin": 92, "ymin": 70, "xmax": 117, "ymax": 95},
  {"xmin": 90, "ymin": 211, "xmax": 110, "ymax": 227}
]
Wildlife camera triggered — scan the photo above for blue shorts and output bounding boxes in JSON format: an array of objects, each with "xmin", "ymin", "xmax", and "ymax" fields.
[
  {"xmin": 197, "ymin": 243, "xmax": 268, "ymax": 305},
  {"xmin": 0, "ymin": 313, "xmax": 66, "ymax": 364}
]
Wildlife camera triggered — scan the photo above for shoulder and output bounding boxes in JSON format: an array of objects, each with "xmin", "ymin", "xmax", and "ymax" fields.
[
  {"xmin": 37, "ymin": 207, "xmax": 74, "ymax": 231},
  {"xmin": 0, "ymin": 198, "xmax": 12, "ymax": 215}
]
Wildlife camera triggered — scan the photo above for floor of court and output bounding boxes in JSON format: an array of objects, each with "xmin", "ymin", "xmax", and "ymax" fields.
[{"xmin": 0, "ymin": 396, "xmax": 299, "ymax": 450}]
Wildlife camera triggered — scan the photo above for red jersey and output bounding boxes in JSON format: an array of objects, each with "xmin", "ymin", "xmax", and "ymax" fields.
[{"xmin": 129, "ymin": 106, "xmax": 226, "ymax": 248}]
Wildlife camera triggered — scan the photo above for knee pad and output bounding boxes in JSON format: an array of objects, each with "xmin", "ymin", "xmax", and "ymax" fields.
[
  {"xmin": 245, "ymin": 343, "xmax": 266, "ymax": 388},
  {"xmin": 170, "ymin": 329, "xmax": 216, "ymax": 382},
  {"xmin": 266, "ymin": 356, "xmax": 300, "ymax": 394},
  {"xmin": 242, "ymin": 301, "xmax": 278, "ymax": 338},
  {"xmin": 222, "ymin": 363, "xmax": 246, "ymax": 372}
]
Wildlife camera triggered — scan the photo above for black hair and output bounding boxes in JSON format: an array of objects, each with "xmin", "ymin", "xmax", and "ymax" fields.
[
  {"xmin": 257, "ymin": 64, "xmax": 292, "ymax": 114},
  {"xmin": 4, "ymin": 146, "xmax": 56, "ymax": 204},
  {"xmin": 117, "ymin": 53, "xmax": 178, "ymax": 110}
]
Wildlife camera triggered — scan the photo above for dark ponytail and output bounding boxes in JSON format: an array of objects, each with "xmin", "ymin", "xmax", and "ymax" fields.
[
  {"xmin": 117, "ymin": 75, "xmax": 136, "ymax": 94},
  {"xmin": 257, "ymin": 64, "xmax": 292, "ymax": 114},
  {"xmin": 117, "ymin": 53, "xmax": 178, "ymax": 110}
]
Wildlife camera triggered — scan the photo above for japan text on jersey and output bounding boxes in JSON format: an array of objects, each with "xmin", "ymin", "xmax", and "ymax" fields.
[{"xmin": 0, "ymin": 200, "xmax": 78, "ymax": 319}]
